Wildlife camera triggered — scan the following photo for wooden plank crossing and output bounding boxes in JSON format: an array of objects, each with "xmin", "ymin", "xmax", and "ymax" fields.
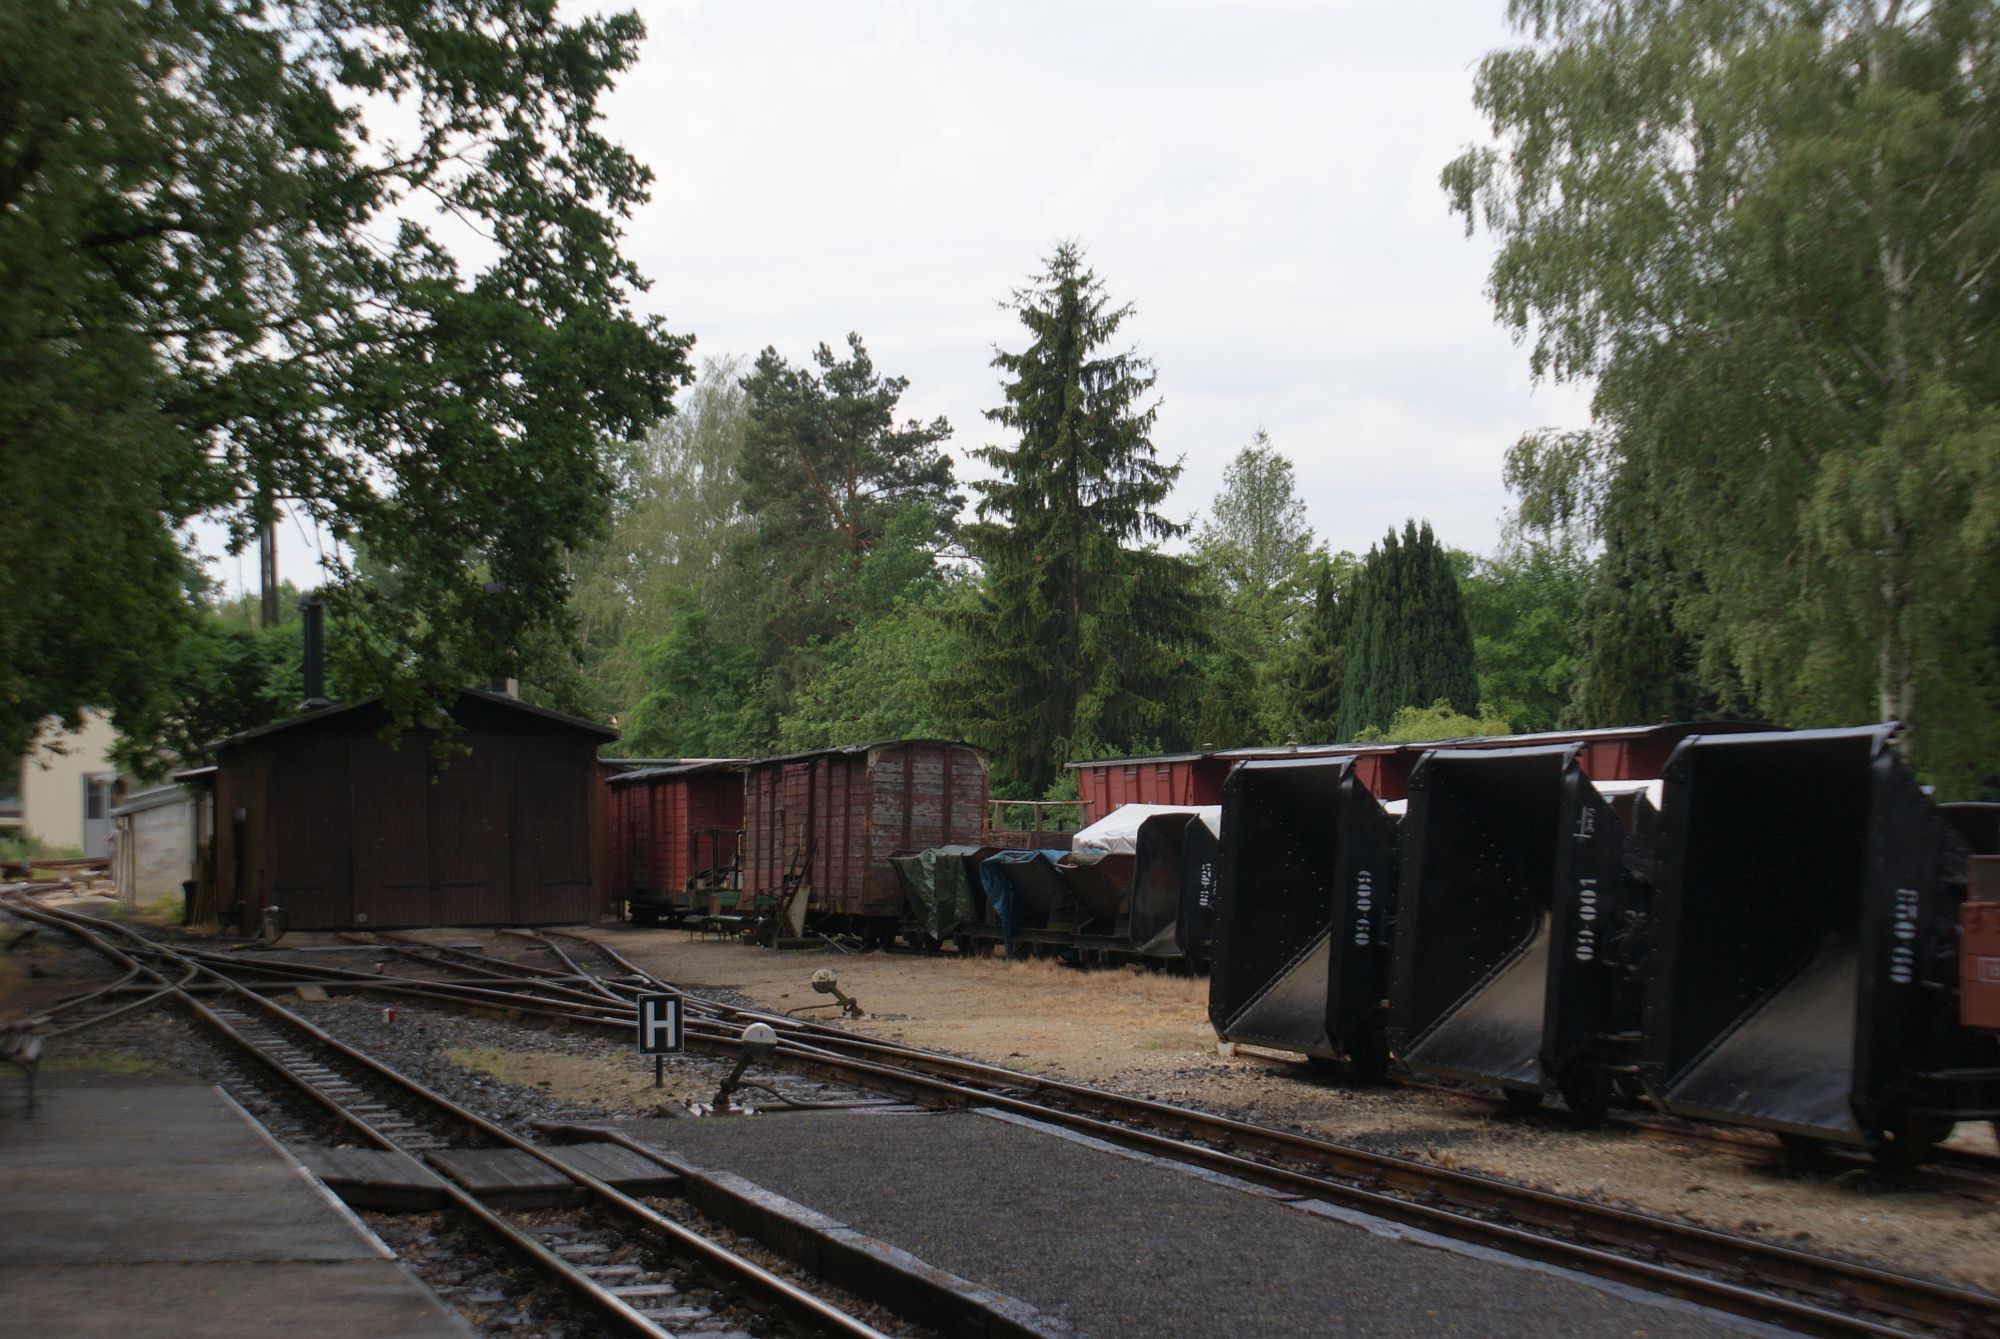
[
  {"xmin": 427, "ymin": 1148, "xmax": 584, "ymax": 1207},
  {"xmin": 298, "ymin": 1141, "xmax": 680, "ymax": 1211},
  {"xmin": 550, "ymin": 1141, "xmax": 684, "ymax": 1194},
  {"xmin": 296, "ymin": 1146, "xmax": 450, "ymax": 1211}
]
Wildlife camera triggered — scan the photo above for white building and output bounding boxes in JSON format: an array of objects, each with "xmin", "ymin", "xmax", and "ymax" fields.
[{"xmin": 5, "ymin": 712, "xmax": 124, "ymax": 856}]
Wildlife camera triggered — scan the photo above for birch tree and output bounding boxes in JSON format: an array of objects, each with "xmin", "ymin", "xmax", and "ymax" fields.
[{"xmin": 1449, "ymin": 0, "xmax": 2000, "ymax": 789}]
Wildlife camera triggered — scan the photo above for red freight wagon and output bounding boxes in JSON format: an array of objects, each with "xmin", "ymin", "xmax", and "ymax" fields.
[
  {"xmin": 742, "ymin": 740, "xmax": 989, "ymax": 930},
  {"xmin": 606, "ymin": 761, "xmax": 744, "ymax": 923},
  {"xmin": 1070, "ymin": 753, "xmax": 1235, "ymax": 828},
  {"xmin": 1069, "ymin": 722, "xmax": 1774, "ymax": 824}
]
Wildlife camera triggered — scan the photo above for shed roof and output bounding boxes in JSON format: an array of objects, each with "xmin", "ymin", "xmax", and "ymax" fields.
[
  {"xmin": 213, "ymin": 687, "xmax": 616, "ymax": 750},
  {"xmin": 110, "ymin": 784, "xmax": 191, "ymax": 818}
]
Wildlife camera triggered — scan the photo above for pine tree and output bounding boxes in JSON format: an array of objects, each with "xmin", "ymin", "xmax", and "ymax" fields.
[
  {"xmin": 965, "ymin": 243, "xmax": 1205, "ymax": 788},
  {"xmin": 1337, "ymin": 521, "xmax": 1479, "ymax": 740},
  {"xmin": 728, "ymin": 334, "xmax": 958, "ymax": 714},
  {"xmin": 1290, "ymin": 553, "xmax": 1352, "ymax": 741}
]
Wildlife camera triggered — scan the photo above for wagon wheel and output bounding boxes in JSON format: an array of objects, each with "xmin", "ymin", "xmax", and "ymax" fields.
[
  {"xmin": 1871, "ymin": 1110, "xmax": 1948, "ymax": 1173},
  {"xmin": 1557, "ymin": 1066, "xmax": 1613, "ymax": 1125},
  {"xmin": 1348, "ymin": 1030, "xmax": 1392, "ymax": 1083}
]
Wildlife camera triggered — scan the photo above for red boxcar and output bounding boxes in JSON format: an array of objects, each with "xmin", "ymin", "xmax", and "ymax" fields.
[
  {"xmin": 605, "ymin": 761, "xmax": 744, "ymax": 920},
  {"xmin": 1069, "ymin": 722, "xmax": 1774, "ymax": 824},
  {"xmin": 742, "ymin": 741, "xmax": 989, "ymax": 925},
  {"xmin": 1070, "ymin": 753, "xmax": 1236, "ymax": 828}
]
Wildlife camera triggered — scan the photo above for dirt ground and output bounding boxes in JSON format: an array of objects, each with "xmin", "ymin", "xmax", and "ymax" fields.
[{"xmin": 589, "ymin": 927, "xmax": 2000, "ymax": 1295}]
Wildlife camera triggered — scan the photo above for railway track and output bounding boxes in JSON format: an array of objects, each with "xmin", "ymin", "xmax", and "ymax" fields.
[
  {"xmin": 20, "ymin": 900, "xmax": 2000, "ymax": 1338},
  {"xmin": 0, "ymin": 894, "xmax": 894, "ymax": 1339},
  {"xmin": 333, "ymin": 926, "xmax": 2000, "ymax": 1338}
]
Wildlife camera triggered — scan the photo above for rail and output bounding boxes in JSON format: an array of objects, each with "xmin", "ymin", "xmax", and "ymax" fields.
[
  {"xmin": 0, "ymin": 892, "xmax": 890, "ymax": 1339},
  {"xmin": 20, "ymin": 893, "xmax": 1996, "ymax": 1339}
]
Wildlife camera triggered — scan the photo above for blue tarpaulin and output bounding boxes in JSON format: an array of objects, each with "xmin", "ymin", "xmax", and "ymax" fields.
[{"xmin": 978, "ymin": 850, "xmax": 1070, "ymax": 960}]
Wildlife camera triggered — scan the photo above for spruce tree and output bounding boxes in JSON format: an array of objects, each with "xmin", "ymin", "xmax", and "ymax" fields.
[
  {"xmin": 1290, "ymin": 554, "xmax": 1351, "ymax": 741},
  {"xmin": 965, "ymin": 243, "xmax": 1205, "ymax": 788},
  {"xmin": 1337, "ymin": 521, "xmax": 1479, "ymax": 740}
]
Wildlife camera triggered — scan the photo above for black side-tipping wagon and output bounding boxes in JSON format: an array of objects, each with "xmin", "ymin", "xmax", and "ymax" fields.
[
  {"xmin": 1128, "ymin": 808, "xmax": 1220, "ymax": 959},
  {"xmin": 1388, "ymin": 745, "xmax": 1656, "ymax": 1117},
  {"xmin": 1643, "ymin": 725, "xmax": 2000, "ymax": 1163},
  {"xmin": 1209, "ymin": 758, "xmax": 1400, "ymax": 1073},
  {"xmin": 1175, "ymin": 812, "xmax": 1224, "ymax": 961}
]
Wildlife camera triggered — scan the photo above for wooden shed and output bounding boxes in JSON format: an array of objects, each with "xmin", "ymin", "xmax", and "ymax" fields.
[
  {"xmin": 197, "ymin": 690, "xmax": 615, "ymax": 931},
  {"xmin": 742, "ymin": 741, "xmax": 988, "ymax": 925},
  {"xmin": 606, "ymin": 760, "xmax": 744, "ymax": 916}
]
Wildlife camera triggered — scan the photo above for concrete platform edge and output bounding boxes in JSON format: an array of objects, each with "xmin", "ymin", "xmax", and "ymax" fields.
[{"xmin": 216, "ymin": 1085, "xmax": 475, "ymax": 1335}]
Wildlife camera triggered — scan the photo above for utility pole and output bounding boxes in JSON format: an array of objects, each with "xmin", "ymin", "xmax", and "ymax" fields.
[{"xmin": 259, "ymin": 515, "xmax": 280, "ymax": 629}]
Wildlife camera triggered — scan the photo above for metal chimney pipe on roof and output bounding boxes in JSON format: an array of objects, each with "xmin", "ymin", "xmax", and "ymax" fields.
[
  {"xmin": 298, "ymin": 596, "xmax": 330, "ymax": 711},
  {"xmin": 483, "ymin": 580, "xmax": 516, "ymax": 698}
]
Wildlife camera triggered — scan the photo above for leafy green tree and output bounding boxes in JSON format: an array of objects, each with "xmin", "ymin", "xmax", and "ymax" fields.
[
  {"xmin": 619, "ymin": 588, "xmax": 772, "ymax": 758},
  {"xmin": 114, "ymin": 596, "xmax": 305, "ymax": 777},
  {"xmin": 1192, "ymin": 433, "xmax": 1322, "ymax": 746},
  {"xmin": 1197, "ymin": 431, "xmax": 1314, "ymax": 597},
  {"xmin": 570, "ymin": 357, "xmax": 750, "ymax": 719},
  {"xmin": 1561, "ymin": 468, "xmax": 1759, "ymax": 728},
  {"xmin": 1356, "ymin": 699, "xmax": 1512, "ymax": 744},
  {"xmin": 0, "ymin": 1, "xmax": 689, "ymax": 762},
  {"xmin": 774, "ymin": 579, "xmax": 980, "ymax": 751},
  {"xmin": 1446, "ymin": 0, "xmax": 2000, "ymax": 793},
  {"xmin": 1457, "ymin": 541, "xmax": 1589, "ymax": 734},
  {"xmin": 1338, "ymin": 521, "xmax": 1480, "ymax": 739},
  {"xmin": 730, "ymin": 334, "xmax": 958, "ymax": 708},
  {"xmin": 964, "ymin": 244, "xmax": 1207, "ymax": 787}
]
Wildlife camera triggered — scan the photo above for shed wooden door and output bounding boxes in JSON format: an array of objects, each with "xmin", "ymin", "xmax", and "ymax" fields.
[
  {"xmin": 436, "ymin": 738, "xmax": 509, "ymax": 925},
  {"xmin": 350, "ymin": 736, "xmax": 429, "ymax": 928},
  {"xmin": 513, "ymin": 740, "xmax": 593, "ymax": 923},
  {"xmin": 269, "ymin": 739, "xmax": 353, "ymax": 929}
]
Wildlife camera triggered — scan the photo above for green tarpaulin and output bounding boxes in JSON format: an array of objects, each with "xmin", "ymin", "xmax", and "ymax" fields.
[{"xmin": 890, "ymin": 845, "xmax": 982, "ymax": 940}]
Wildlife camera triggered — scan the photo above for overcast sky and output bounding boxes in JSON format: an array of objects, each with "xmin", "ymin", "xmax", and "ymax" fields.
[{"xmin": 228, "ymin": 0, "xmax": 1590, "ymax": 596}]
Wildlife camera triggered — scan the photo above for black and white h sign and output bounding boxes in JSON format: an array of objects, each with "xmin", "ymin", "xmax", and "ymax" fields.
[{"xmin": 637, "ymin": 992, "xmax": 683, "ymax": 1055}]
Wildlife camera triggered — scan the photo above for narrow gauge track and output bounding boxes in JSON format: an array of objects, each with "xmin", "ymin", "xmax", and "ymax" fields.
[
  {"xmin": 188, "ymin": 923, "xmax": 2000, "ymax": 1339},
  {"xmin": 0, "ymin": 894, "xmax": 892, "ymax": 1339},
  {"xmin": 192, "ymin": 931, "xmax": 2000, "ymax": 1189},
  {"xmin": 6, "ymin": 955, "xmax": 196, "ymax": 1039},
  {"xmin": 1211, "ymin": 1043, "xmax": 2000, "ymax": 1191}
]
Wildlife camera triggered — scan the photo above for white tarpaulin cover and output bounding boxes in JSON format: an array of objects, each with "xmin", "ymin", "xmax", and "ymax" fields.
[{"xmin": 1073, "ymin": 803, "xmax": 1222, "ymax": 855}]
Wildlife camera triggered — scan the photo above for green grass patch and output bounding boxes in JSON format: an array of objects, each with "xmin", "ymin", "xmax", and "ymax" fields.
[
  {"xmin": 136, "ymin": 893, "xmax": 183, "ymax": 922},
  {"xmin": 447, "ymin": 1045, "xmax": 525, "ymax": 1083}
]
